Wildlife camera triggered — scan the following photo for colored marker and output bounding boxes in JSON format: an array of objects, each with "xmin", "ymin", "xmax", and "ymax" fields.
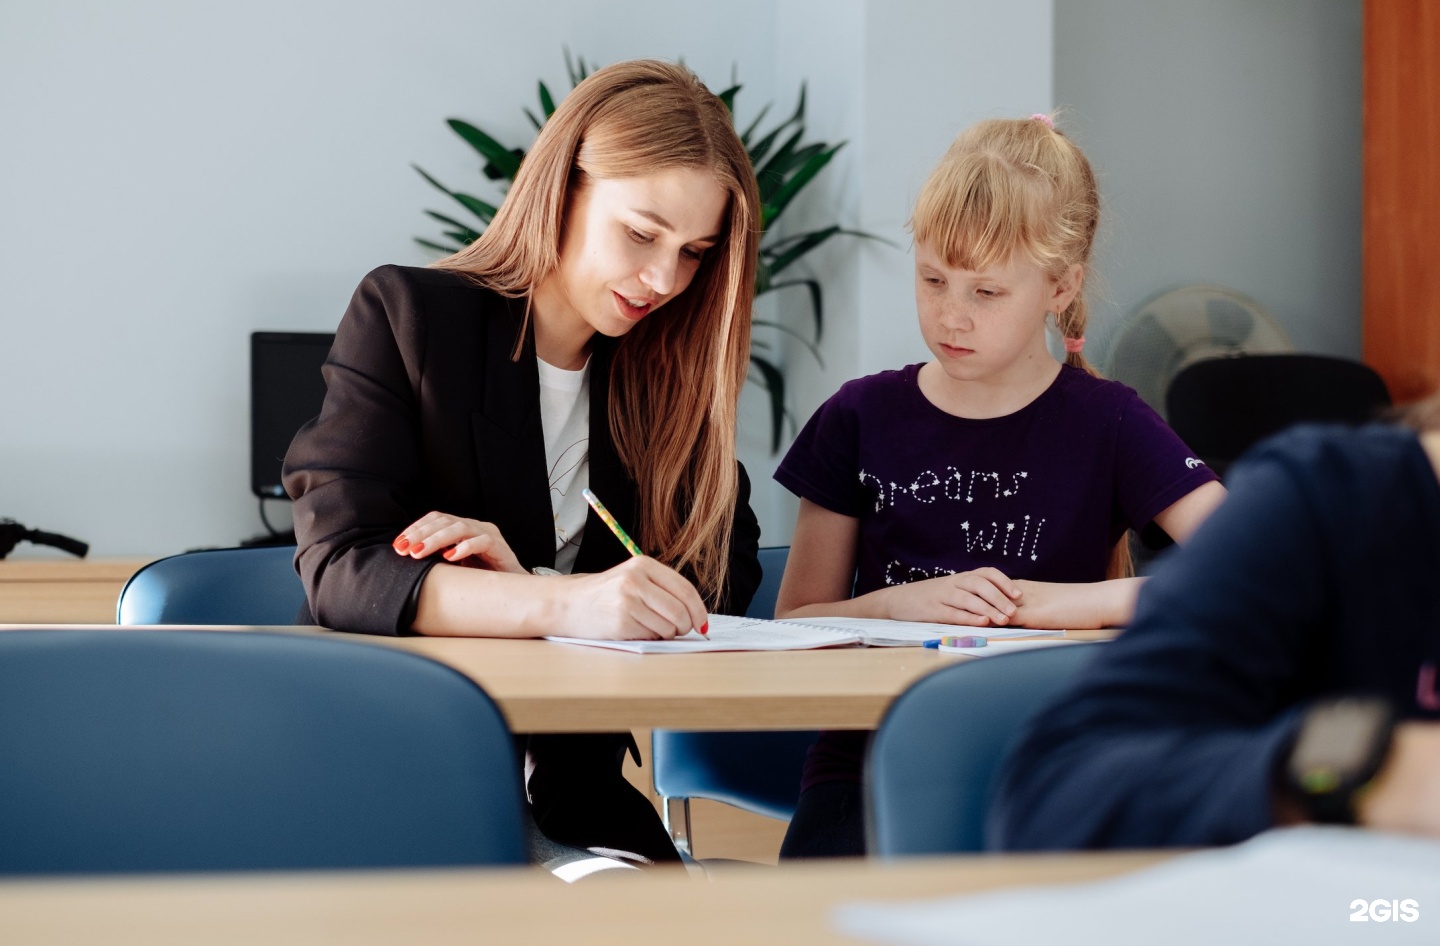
[{"xmin": 582, "ymin": 487, "xmax": 706, "ymax": 635}]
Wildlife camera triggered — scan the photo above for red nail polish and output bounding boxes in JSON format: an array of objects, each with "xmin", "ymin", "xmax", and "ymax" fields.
[
  {"xmin": 443, "ymin": 547, "xmax": 458, "ymax": 561},
  {"xmin": 700, "ymin": 621, "xmax": 709, "ymax": 636},
  {"xmin": 393, "ymin": 536, "xmax": 410, "ymax": 552},
  {"xmin": 410, "ymin": 541, "xmax": 424, "ymax": 555}
]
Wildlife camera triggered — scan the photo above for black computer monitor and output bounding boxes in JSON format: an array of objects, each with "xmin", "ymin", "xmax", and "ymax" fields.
[{"xmin": 250, "ymin": 332, "xmax": 334, "ymax": 499}]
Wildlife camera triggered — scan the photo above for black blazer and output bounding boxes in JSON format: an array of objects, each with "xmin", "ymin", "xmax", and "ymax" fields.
[{"xmin": 283, "ymin": 265, "xmax": 762, "ymax": 635}]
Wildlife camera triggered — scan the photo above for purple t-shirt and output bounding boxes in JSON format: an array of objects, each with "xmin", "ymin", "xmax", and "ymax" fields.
[{"xmin": 775, "ymin": 363, "xmax": 1219, "ymax": 789}]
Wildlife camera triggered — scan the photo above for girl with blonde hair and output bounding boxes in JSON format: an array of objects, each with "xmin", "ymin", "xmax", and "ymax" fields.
[
  {"xmin": 284, "ymin": 59, "xmax": 763, "ymax": 866},
  {"xmin": 771, "ymin": 114, "xmax": 1228, "ymax": 857}
]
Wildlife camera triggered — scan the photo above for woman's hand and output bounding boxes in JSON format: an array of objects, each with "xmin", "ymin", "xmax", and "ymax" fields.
[
  {"xmin": 552, "ymin": 557, "xmax": 710, "ymax": 640},
  {"xmin": 393, "ymin": 512, "xmax": 526, "ymax": 574},
  {"xmin": 871, "ymin": 567, "xmax": 1023, "ymax": 627}
]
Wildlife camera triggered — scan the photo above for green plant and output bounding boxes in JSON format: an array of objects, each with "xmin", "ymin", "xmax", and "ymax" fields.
[{"xmin": 414, "ymin": 51, "xmax": 876, "ymax": 452}]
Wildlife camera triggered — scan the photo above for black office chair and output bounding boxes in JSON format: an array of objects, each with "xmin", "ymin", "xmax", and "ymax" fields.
[
  {"xmin": 0, "ymin": 629, "xmax": 527, "ymax": 873},
  {"xmin": 866, "ymin": 643, "xmax": 1102, "ymax": 857},
  {"xmin": 1166, "ymin": 354, "xmax": 1391, "ymax": 478}
]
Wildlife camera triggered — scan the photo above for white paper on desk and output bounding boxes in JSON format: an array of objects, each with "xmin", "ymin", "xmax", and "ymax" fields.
[
  {"xmin": 544, "ymin": 614, "xmax": 861, "ymax": 653},
  {"xmin": 835, "ymin": 827, "xmax": 1440, "ymax": 946},
  {"xmin": 936, "ymin": 637, "xmax": 1087, "ymax": 657},
  {"xmin": 796, "ymin": 617, "xmax": 1061, "ymax": 647}
]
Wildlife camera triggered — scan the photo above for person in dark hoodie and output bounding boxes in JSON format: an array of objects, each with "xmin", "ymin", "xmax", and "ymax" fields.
[{"xmin": 989, "ymin": 397, "xmax": 1440, "ymax": 850}]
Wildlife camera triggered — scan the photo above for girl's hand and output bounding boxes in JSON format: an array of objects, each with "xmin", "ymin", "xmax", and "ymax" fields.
[
  {"xmin": 552, "ymin": 557, "xmax": 710, "ymax": 641},
  {"xmin": 393, "ymin": 512, "xmax": 526, "ymax": 574},
  {"xmin": 1009, "ymin": 578, "xmax": 1142, "ymax": 629},
  {"xmin": 875, "ymin": 567, "xmax": 1023, "ymax": 627}
]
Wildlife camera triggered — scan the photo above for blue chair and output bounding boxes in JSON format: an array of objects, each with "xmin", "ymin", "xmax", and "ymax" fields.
[
  {"xmin": 866, "ymin": 643, "xmax": 1101, "ymax": 857},
  {"xmin": 651, "ymin": 547, "xmax": 819, "ymax": 855},
  {"xmin": 0, "ymin": 629, "xmax": 527, "ymax": 873},
  {"xmin": 117, "ymin": 546, "xmax": 305, "ymax": 624}
]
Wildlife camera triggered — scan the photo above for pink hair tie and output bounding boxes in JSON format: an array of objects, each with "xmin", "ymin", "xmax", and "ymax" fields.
[
  {"xmin": 1063, "ymin": 336, "xmax": 1086, "ymax": 354},
  {"xmin": 1030, "ymin": 113, "xmax": 1055, "ymax": 129}
]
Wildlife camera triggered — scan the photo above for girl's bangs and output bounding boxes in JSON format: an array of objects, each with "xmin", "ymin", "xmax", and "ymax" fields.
[{"xmin": 911, "ymin": 153, "xmax": 1053, "ymax": 273}]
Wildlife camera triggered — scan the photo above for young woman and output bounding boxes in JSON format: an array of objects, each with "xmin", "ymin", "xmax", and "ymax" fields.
[
  {"xmin": 283, "ymin": 60, "xmax": 763, "ymax": 866},
  {"xmin": 771, "ymin": 115, "xmax": 1228, "ymax": 857}
]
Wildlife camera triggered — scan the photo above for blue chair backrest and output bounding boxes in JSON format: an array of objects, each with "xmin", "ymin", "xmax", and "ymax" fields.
[
  {"xmin": 866, "ymin": 643, "xmax": 1101, "ymax": 857},
  {"xmin": 747, "ymin": 546, "xmax": 789, "ymax": 621},
  {"xmin": 652, "ymin": 547, "xmax": 817, "ymax": 821},
  {"xmin": 0, "ymin": 629, "xmax": 527, "ymax": 873},
  {"xmin": 117, "ymin": 546, "xmax": 305, "ymax": 624}
]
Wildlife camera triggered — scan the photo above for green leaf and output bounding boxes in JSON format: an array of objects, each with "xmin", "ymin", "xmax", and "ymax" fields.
[
  {"xmin": 447, "ymin": 119, "xmax": 522, "ymax": 180},
  {"xmin": 738, "ymin": 102, "xmax": 772, "ymax": 147},
  {"xmin": 757, "ymin": 125, "xmax": 806, "ymax": 178},
  {"xmin": 746, "ymin": 117, "xmax": 796, "ymax": 169},
  {"xmin": 564, "ymin": 46, "xmax": 590, "ymax": 87},
  {"xmin": 748, "ymin": 354, "xmax": 787, "ymax": 454},
  {"xmin": 752, "ymin": 317, "xmax": 825, "ymax": 366},
  {"xmin": 412, "ymin": 163, "xmax": 451, "ymax": 196},
  {"xmin": 756, "ymin": 127, "xmax": 808, "ymax": 205},
  {"xmin": 759, "ymin": 278, "xmax": 824, "ymax": 345},
  {"xmin": 424, "ymin": 209, "xmax": 486, "ymax": 238},
  {"xmin": 523, "ymin": 107, "xmax": 544, "ymax": 132},
  {"xmin": 451, "ymin": 192, "xmax": 499, "ymax": 224},
  {"xmin": 762, "ymin": 225, "xmax": 840, "ymax": 275},
  {"xmin": 762, "ymin": 142, "xmax": 827, "ymax": 181},
  {"xmin": 413, "ymin": 165, "xmax": 498, "ymax": 227},
  {"xmin": 787, "ymin": 83, "xmax": 807, "ymax": 125},
  {"xmin": 716, "ymin": 83, "xmax": 740, "ymax": 115},
  {"xmin": 763, "ymin": 145, "xmax": 841, "ymax": 226},
  {"xmin": 538, "ymin": 80, "xmax": 557, "ymax": 118},
  {"xmin": 484, "ymin": 148, "xmax": 526, "ymax": 181},
  {"xmin": 415, "ymin": 237, "xmax": 463, "ymax": 254}
]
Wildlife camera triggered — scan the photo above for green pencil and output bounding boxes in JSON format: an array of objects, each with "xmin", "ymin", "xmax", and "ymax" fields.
[{"xmin": 582, "ymin": 488, "xmax": 644, "ymax": 558}]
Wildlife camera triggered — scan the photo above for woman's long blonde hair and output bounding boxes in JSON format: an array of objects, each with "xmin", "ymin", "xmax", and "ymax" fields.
[
  {"xmin": 910, "ymin": 116, "xmax": 1132, "ymax": 577},
  {"xmin": 434, "ymin": 60, "xmax": 760, "ymax": 602}
]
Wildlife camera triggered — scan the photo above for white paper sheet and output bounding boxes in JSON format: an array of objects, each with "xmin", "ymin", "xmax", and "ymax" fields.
[
  {"xmin": 835, "ymin": 827, "xmax": 1440, "ymax": 945},
  {"xmin": 797, "ymin": 617, "xmax": 1063, "ymax": 647},
  {"xmin": 544, "ymin": 614, "xmax": 861, "ymax": 653}
]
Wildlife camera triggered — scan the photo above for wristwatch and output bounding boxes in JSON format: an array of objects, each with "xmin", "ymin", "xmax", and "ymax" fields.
[{"xmin": 1284, "ymin": 696, "xmax": 1396, "ymax": 824}]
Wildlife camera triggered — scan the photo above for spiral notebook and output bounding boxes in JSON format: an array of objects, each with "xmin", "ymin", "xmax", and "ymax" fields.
[{"xmin": 544, "ymin": 615, "xmax": 1061, "ymax": 654}]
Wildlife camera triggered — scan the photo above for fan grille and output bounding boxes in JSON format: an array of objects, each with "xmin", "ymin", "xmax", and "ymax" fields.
[{"xmin": 1106, "ymin": 285, "xmax": 1292, "ymax": 418}]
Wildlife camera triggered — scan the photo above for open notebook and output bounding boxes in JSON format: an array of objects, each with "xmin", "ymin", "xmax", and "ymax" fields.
[{"xmin": 544, "ymin": 614, "xmax": 1063, "ymax": 654}]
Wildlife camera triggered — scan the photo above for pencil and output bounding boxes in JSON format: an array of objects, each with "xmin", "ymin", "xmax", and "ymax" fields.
[
  {"xmin": 582, "ymin": 488, "xmax": 644, "ymax": 558},
  {"xmin": 582, "ymin": 487, "xmax": 707, "ymax": 636}
]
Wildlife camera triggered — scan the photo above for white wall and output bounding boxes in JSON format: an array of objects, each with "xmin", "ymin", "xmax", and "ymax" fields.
[
  {"xmin": 3, "ymin": 1, "xmax": 1359, "ymax": 559},
  {"xmin": 755, "ymin": 0, "xmax": 1054, "ymax": 545},
  {"xmin": 1053, "ymin": 0, "xmax": 1363, "ymax": 364},
  {"xmin": 1, "ymin": 0, "xmax": 779, "ymax": 557}
]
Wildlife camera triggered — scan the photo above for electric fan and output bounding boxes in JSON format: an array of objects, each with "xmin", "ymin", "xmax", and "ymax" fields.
[{"xmin": 1105, "ymin": 285, "xmax": 1293, "ymax": 419}]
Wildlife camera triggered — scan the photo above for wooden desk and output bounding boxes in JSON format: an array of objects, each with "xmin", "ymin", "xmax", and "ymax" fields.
[
  {"xmin": 0, "ymin": 625, "xmax": 1113, "ymax": 734},
  {"xmin": 0, "ymin": 850, "xmax": 1168, "ymax": 946},
  {"xmin": 379, "ymin": 636, "xmax": 956, "ymax": 733},
  {"xmin": 0, "ymin": 559, "xmax": 150, "ymax": 623}
]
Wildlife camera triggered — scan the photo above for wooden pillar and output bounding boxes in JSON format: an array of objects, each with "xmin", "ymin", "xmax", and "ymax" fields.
[{"xmin": 1364, "ymin": 0, "xmax": 1440, "ymax": 403}]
